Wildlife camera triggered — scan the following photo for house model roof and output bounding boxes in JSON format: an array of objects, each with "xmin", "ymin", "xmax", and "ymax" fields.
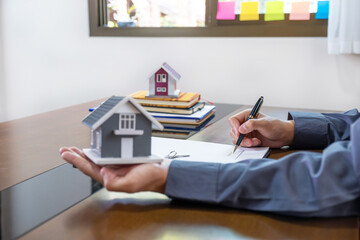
[
  {"xmin": 150, "ymin": 62, "xmax": 181, "ymax": 81},
  {"xmin": 82, "ymin": 96, "xmax": 163, "ymax": 130}
]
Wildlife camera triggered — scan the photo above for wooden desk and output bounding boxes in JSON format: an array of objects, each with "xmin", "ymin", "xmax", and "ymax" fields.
[
  {"xmin": 20, "ymin": 105, "xmax": 358, "ymax": 240},
  {"xmin": 0, "ymin": 99, "xmax": 103, "ymax": 191}
]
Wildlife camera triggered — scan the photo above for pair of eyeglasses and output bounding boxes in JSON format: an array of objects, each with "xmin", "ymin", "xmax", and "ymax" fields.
[{"xmin": 166, "ymin": 150, "xmax": 190, "ymax": 159}]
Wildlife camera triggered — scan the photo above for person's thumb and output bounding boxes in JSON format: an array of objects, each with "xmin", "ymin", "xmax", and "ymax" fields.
[{"xmin": 239, "ymin": 119, "xmax": 264, "ymax": 134}]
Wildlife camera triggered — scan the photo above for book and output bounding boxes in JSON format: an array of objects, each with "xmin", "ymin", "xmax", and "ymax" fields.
[
  {"xmin": 152, "ymin": 129, "xmax": 197, "ymax": 139},
  {"xmin": 162, "ymin": 114, "xmax": 215, "ymax": 131},
  {"xmin": 143, "ymin": 102, "xmax": 205, "ymax": 115},
  {"xmin": 131, "ymin": 90, "xmax": 201, "ymax": 108},
  {"xmin": 150, "ymin": 105, "xmax": 215, "ymax": 123},
  {"xmin": 156, "ymin": 109, "xmax": 215, "ymax": 126}
]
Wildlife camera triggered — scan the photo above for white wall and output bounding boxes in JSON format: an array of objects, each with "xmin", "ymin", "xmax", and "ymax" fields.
[{"xmin": 0, "ymin": 0, "xmax": 359, "ymax": 122}]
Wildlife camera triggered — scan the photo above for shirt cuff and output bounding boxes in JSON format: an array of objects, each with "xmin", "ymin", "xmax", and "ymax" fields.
[
  {"xmin": 165, "ymin": 160, "xmax": 220, "ymax": 203},
  {"xmin": 288, "ymin": 112, "xmax": 329, "ymax": 149}
]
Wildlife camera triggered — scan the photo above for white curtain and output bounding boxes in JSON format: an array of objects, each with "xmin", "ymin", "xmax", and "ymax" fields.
[{"xmin": 328, "ymin": 0, "xmax": 360, "ymax": 54}]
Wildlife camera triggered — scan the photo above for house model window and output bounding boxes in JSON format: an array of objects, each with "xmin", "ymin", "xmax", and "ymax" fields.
[
  {"xmin": 161, "ymin": 74, "xmax": 167, "ymax": 82},
  {"xmin": 156, "ymin": 87, "xmax": 167, "ymax": 92},
  {"xmin": 119, "ymin": 114, "xmax": 135, "ymax": 130},
  {"xmin": 156, "ymin": 74, "xmax": 167, "ymax": 83}
]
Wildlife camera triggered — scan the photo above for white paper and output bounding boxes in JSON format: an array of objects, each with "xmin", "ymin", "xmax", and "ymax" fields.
[{"xmin": 152, "ymin": 137, "xmax": 269, "ymax": 164}]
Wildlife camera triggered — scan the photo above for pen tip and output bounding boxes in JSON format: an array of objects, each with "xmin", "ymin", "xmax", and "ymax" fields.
[{"xmin": 233, "ymin": 145, "xmax": 238, "ymax": 154}]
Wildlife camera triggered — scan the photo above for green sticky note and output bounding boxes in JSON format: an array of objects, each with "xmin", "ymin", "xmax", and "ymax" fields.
[{"xmin": 265, "ymin": 1, "xmax": 285, "ymax": 21}]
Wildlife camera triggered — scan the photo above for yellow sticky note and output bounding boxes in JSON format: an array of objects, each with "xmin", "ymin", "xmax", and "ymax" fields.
[
  {"xmin": 240, "ymin": 2, "xmax": 259, "ymax": 21},
  {"xmin": 289, "ymin": 2, "xmax": 310, "ymax": 20},
  {"xmin": 265, "ymin": 1, "xmax": 285, "ymax": 21}
]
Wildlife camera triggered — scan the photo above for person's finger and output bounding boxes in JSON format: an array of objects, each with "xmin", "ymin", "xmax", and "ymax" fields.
[
  {"xmin": 240, "ymin": 138, "xmax": 253, "ymax": 147},
  {"xmin": 100, "ymin": 167, "xmax": 117, "ymax": 191},
  {"xmin": 228, "ymin": 119, "xmax": 241, "ymax": 140},
  {"xmin": 230, "ymin": 129, "xmax": 239, "ymax": 144},
  {"xmin": 239, "ymin": 118, "xmax": 268, "ymax": 134},
  {"xmin": 59, "ymin": 147, "xmax": 71, "ymax": 155},
  {"xmin": 232, "ymin": 130, "xmax": 256, "ymax": 146},
  {"xmin": 240, "ymin": 137, "xmax": 262, "ymax": 147},
  {"xmin": 228, "ymin": 117, "xmax": 240, "ymax": 132},
  {"xmin": 69, "ymin": 146, "xmax": 87, "ymax": 158},
  {"xmin": 250, "ymin": 138, "xmax": 262, "ymax": 147},
  {"xmin": 232, "ymin": 127, "xmax": 240, "ymax": 138},
  {"xmin": 228, "ymin": 109, "xmax": 251, "ymax": 129},
  {"xmin": 61, "ymin": 151, "xmax": 103, "ymax": 184}
]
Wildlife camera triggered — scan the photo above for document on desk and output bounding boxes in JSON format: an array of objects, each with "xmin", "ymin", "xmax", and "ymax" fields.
[{"xmin": 152, "ymin": 137, "xmax": 270, "ymax": 163}]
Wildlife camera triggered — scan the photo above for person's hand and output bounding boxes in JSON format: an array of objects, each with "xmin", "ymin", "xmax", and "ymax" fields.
[
  {"xmin": 228, "ymin": 109, "xmax": 294, "ymax": 148},
  {"xmin": 100, "ymin": 161, "xmax": 170, "ymax": 193},
  {"xmin": 60, "ymin": 147, "xmax": 103, "ymax": 184},
  {"xmin": 59, "ymin": 147, "xmax": 170, "ymax": 194}
]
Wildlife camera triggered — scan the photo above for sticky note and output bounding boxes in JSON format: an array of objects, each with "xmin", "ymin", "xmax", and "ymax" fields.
[
  {"xmin": 265, "ymin": 1, "xmax": 285, "ymax": 21},
  {"xmin": 216, "ymin": 1, "xmax": 236, "ymax": 20},
  {"xmin": 240, "ymin": 2, "xmax": 259, "ymax": 21},
  {"xmin": 315, "ymin": 1, "xmax": 329, "ymax": 19},
  {"xmin": 289, "ymin": 2, "xmax": 310, "ymax": 21}
]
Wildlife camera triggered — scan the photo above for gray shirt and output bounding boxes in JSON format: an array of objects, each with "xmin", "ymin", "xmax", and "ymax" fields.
[{"xmin": 165, "ymin": 109, "xmax": 360, "ymax": 217}]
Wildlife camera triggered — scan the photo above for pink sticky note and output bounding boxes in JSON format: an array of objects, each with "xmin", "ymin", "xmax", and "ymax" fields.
[
  {"xmin": 289, "ymin": 2, "xmax": 310, "ymax": 21},
  {"xmin": 216, "ymin": 1, "xmax": 236, "ymax": 20}
]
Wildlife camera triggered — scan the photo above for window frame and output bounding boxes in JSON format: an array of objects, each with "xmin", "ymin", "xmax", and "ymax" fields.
[
  {"xmin": 156, "ymin": 75, "xmax": 161, "ymax": 83},
  {"xmin": 161, "ymin": 74, "xmax": 167, "ymax": 82},
  {"xmin": 119, "ymin": 114, "xmax": 136, "ymax": 130},
  {"xmin": 88, "ymin": 0, "xmax": 327, "ymax": 37}
]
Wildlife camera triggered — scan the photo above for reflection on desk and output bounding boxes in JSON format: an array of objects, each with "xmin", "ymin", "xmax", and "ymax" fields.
[{"xmin": 21, "ymin": 190, "xmax": 358, "ymax": 240}]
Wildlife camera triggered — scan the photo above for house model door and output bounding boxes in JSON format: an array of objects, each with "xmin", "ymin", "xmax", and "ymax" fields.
[
  {"xmin": 155, "ymin": 72, "xmax": 168, "ymax": 96},
  {"xmin": 121, "ymin": 137, "xmax": 133, "ymax": 158}
]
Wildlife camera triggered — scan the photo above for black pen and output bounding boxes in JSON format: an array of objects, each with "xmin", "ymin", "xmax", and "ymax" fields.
[{"xmin": 233, "ymin": 96, "xmax": 264, "ymax": 153}]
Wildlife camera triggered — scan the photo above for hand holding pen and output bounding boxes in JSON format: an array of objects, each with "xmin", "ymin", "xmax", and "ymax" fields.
[
  {"xmin": 232, "ymin": 96, "xmax": 264, "ymax": 153},
  {"xmin": 228, "ymin": 98, "xmax": 295, "ymax": 150}
]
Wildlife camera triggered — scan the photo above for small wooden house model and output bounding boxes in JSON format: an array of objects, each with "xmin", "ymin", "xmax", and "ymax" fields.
[
  {"xmin": 82, "ymin": 96, "xmax": 164, "ymax": 165},
  {"xmin": 148, "ymin": 62, "xmax": 181, "ymax": 98}
]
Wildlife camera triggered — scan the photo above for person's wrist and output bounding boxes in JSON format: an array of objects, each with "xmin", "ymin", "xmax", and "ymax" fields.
[
  {"xmin": 285, "ymin": 120, "xmax": 295, "ymax": 146},
  {"xmin": 155, "ymin": 159, "xmax": 171, "ymax": 194}
]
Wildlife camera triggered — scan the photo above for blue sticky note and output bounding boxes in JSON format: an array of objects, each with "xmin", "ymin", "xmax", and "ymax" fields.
[{"xmin": 315, "ymin": 1, "xmax": 329, "ymax": 19}]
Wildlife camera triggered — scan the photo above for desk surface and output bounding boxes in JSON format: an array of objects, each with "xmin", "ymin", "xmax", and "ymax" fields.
[
  {"xmin": 20, "ymin": 104, "xmax": 358, "ymax": 240},
  {"xmin": 0, "ymin": 99, "xmax": 104, "ymax": 191}
]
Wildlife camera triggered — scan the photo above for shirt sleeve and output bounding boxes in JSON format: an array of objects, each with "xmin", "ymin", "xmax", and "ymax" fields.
[
  {"xmin": 165, "ymin": 115, "xmax": 360, "ymax": 218},
  {"xmin": 289, "ymin": 109, "xmax": 359, "ymax": 149}
]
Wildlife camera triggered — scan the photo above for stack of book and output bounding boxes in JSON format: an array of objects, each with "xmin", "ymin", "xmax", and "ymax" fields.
[{"xmin": 130, "ymin": 90, "xmax": 216, "ymax": 139}]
